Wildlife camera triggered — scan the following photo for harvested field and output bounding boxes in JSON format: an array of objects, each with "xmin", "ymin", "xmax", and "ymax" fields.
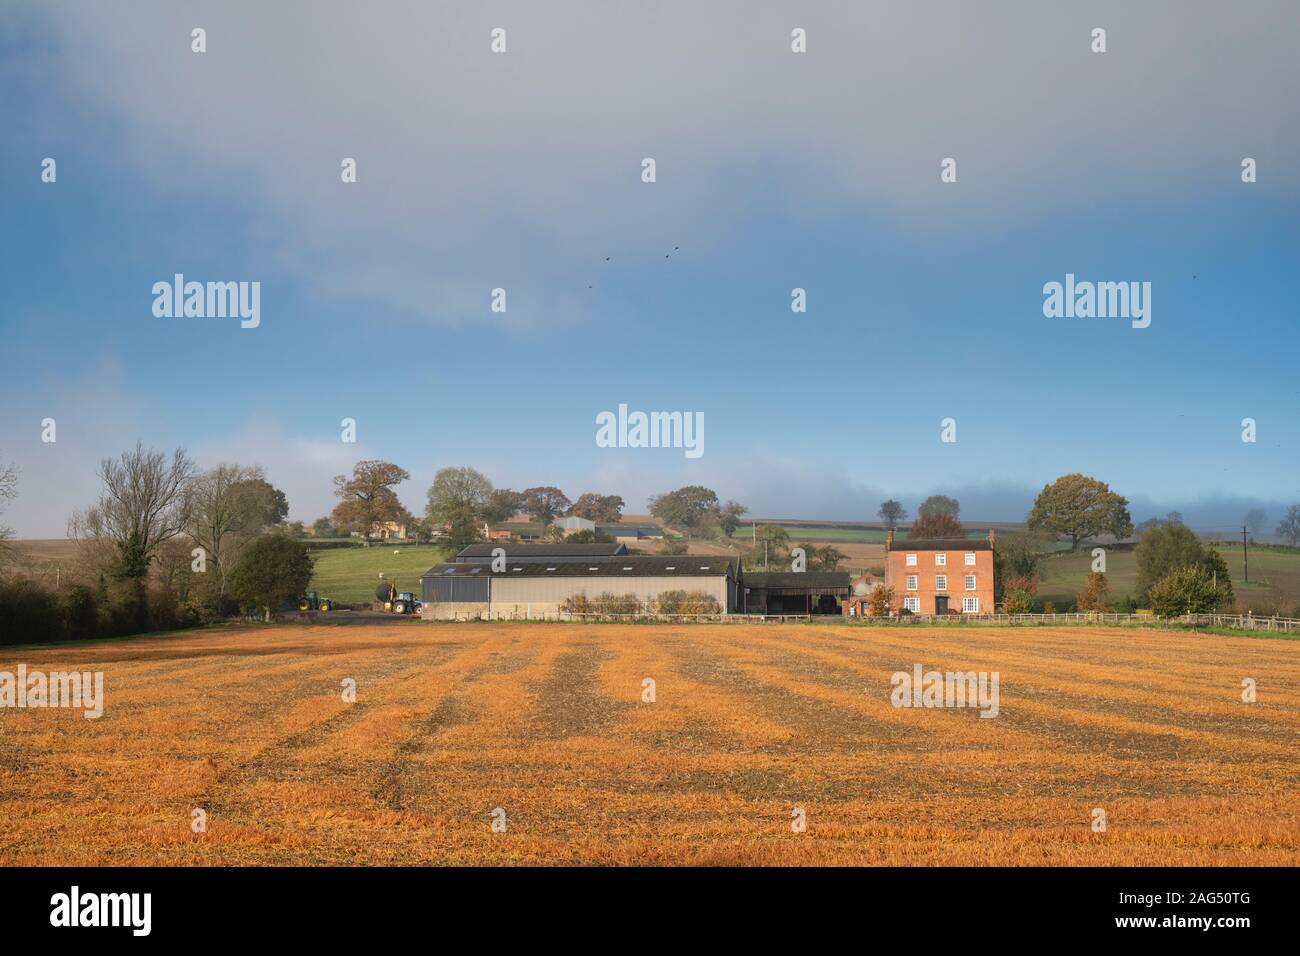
[{"xmin": 1, "ymin": 622, "xmax": 1297, "ymax": 865}]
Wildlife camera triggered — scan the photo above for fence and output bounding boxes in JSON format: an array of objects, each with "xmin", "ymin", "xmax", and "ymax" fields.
[
  {"xmin": 1175, "ymin": 613, "xmax": 1300, "ymax": 633},
  {"xmin": 844, "ymin": 611, "xmax": 1300, "ymax": 631},
  {"xmin": 881, "ymin": 612, "xmax": 1152, "ymax": 626},
  {"xmin": 545, "ymin": 612, "xmax": 812, "ymax": 624}
]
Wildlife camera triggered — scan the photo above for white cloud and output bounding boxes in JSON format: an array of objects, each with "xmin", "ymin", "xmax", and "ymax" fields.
[{"xmin": 27, "ymin": 0, "xmax": 1299, "ymax": 325}]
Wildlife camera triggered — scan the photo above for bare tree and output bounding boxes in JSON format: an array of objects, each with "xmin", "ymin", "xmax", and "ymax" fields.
[
  {"xmin": 1278, "ymin": 504, "xmax": 1300, "ymax": 548},
  {"xmin": 185, "ymin": 463, "xmax": 268, "ymax": 595},
  {"xmin": 71, "ymin": 443, "xmax": 195, "ymax": 578},
  {"xmin": 0, "ymin": 460, "xmax": 17, "ymax": 569}
]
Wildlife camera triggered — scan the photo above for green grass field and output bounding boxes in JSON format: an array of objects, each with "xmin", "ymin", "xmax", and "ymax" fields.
[
  {"xmin": 1037, "ymin": 543, "xmax": 1300, "ymax": 612},
  {"xmin": 308, "ymin": 544, "xmax": 451, "ymax": 604}
]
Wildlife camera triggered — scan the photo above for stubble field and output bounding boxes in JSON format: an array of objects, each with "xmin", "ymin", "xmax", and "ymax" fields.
[{"xmin": 1, "ymin": 621, "xmax": 1297, "ymax": 865}]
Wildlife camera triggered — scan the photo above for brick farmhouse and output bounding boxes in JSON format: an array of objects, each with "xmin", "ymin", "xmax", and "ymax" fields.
[{"xmin": 884, "ymin": 529, "xmax": 997, "ymax": 615}]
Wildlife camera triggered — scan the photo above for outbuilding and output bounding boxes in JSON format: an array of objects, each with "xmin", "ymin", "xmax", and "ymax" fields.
[
  {"xmin": 421, "ymin": 555, "xmax": 742, "ymax": 620},
  {"xmin": 742, "ymin": 571, "xmax": 851, "ymax": 615}
]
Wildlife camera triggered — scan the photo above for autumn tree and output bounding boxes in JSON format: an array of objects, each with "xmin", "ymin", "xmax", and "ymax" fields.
[
  {"xmin": 567, "ymin": 493, "xmax": 625, "ymax": 524},
  {"xmin": 332, "ymin": 460, "xmax": 411, "ymax": 544},
  {"xmin": 911, "ymin": 511, "xmax": 964, "ymax": 538},
  {"xmin": 865, "ymin": 585, "xmax": 894, "ymax": 617},
  {"xmin": 522, "ymin": 486, "xmax": 572, "ymax": 526},
  {"xmin": 1001, "ymin": 572, "xmax": 1039, "ymax": 613},
  {"xmin": 1075, "ymin": 571, "xmax": 1110, "ymax": 611},
  {"xmin": 648, "ymin": 485, "xmax": 721, "ymax": 537},
  {"xmin": 877, "ymin": 499, "xmax": 907, "ymax": 531},
  {"xmin": 1027, "ymin": 473, "xmax": 1132, "ymax": 550}
]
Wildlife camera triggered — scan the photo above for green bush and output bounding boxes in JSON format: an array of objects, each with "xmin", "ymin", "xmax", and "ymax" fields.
[
  {"xmin": 1004, "ymin": 589, "xmax": 1035, "ymax": 614},
  {"xmin": 226, "ymin": 535, "xmax": 314, "ymax": 622},
  {"xmin": 1149, "ymin": 565, "xmax": 1231, "ymax": 617}
]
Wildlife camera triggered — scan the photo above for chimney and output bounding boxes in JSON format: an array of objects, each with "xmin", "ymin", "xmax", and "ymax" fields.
[
  {"xmin": 886, "ymin": 529, "xmax": 894, "ymax": 550},
  {"xmin": 987, "ymin": 528, "xmax": 996, "ymax": 546}
]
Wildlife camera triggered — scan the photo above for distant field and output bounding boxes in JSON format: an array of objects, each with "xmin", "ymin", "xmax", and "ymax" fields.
[
  {"xmin": 727, "ymin": 525, "xmax": 1006, "ymax": 544},
  {"xmin": 729, "ymin": 525, "xmax": 890, "ymax": 543},
  {"xmin": 8, "ymin": 538, "xmax": 80, "ymax": 566},
  {"xmin": 2, "ymin": 621, "xmax": 1296, "ymax": 865},
  {"xmin": 309, "ymin": 544, "xmax": 451, "ymax": 604},
  {"xmin": 1037, "ymin": 544, "xmax": 1300, "ymax": 612}
]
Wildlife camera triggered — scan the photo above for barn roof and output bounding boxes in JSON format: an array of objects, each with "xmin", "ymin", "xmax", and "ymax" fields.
[
  {"xmin": 744, "ymin": 571, "xmax": 852, "ymax": 591},
  {"xmin": 422, "ymin": 555, "xmax": 738, "ymax": 578}
]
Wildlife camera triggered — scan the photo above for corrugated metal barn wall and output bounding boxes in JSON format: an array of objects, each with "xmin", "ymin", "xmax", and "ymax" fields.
[
  {"xmin": 423, "ymin": 576, "xmax": 490, "ymax": 603},
  {"xmin": 490, "ymin": 575, "xmax": 729, "ymax": 608}
]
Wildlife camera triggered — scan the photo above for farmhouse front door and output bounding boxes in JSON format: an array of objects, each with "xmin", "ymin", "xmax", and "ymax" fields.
[{"xmin": 935, "ymin": 596, "xmax": 949, "ymax": 615}]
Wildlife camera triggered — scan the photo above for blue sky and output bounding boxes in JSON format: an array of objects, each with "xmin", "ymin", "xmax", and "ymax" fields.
[{"xmin": 2, "ymin": 1, "xmax": 1298, "ymax": 536}]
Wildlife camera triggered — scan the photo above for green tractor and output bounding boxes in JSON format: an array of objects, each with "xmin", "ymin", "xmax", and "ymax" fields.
[
  {"xmin": 298, "ymin": 591, "xmax": 335, "ymax": 612},
  {"xmin": 376, "ymin": 581, "xmax": 422, "ymax": 615}
]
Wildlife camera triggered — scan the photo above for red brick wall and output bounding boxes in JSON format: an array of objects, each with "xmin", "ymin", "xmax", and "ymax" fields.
[{"xmin": 885, "ymin": 546, "xmax": 995, "ymax": 614}]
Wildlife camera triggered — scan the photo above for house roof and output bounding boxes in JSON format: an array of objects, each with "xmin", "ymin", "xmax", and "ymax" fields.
[
  {"xmin": 890, "ymin": 538, "xmax": 993, "ymax": 551},
  {"xmin": 423, "ymin": 556, "xmax": 738, "ymax": 578},
  {"xmin": 454, "ymin": 542, "xmax": 627, "ymax": 560}
]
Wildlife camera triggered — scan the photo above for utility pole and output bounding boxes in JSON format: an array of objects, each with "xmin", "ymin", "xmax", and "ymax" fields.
[{"xmin": 1242, "ymin": 525, "xmax": 1249, "ymax": 583}]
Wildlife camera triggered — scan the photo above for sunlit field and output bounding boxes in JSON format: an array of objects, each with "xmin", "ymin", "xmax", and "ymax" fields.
[{"xmin": 2, "ymin": 622, "xmax": 1297, "ymax": 865}]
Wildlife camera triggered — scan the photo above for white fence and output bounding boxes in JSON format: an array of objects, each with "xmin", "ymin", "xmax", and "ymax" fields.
[
  {"xmin": 882, "ymin": 612, "xmax": 1151, "ymax": 626},
  {"xmin": 1174, "ymin": 613, "xmax": 1300, "ymax": 633},
  {"xmin": 850, "ymin": 611, "xmax": 1300, "ymax": 631},
  {"xmin": 564, "ymin": 612, "xmax": 810, "ymax": 624}
]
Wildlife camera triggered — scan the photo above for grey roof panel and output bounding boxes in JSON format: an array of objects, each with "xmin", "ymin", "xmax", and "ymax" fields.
[{"xmin": 422, "ymin": 555, "xmax": 738, "ymax": 578}]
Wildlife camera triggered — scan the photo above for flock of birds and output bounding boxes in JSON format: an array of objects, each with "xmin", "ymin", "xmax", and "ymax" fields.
[{"xmin": 588, "ymin": 246, "xmax": 679, "ymax": 289}]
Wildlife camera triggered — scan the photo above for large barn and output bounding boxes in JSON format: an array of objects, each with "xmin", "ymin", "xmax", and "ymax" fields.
[{"xmin": 421, "ymin": 546, "xmax": 742, "ymax": 620}]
